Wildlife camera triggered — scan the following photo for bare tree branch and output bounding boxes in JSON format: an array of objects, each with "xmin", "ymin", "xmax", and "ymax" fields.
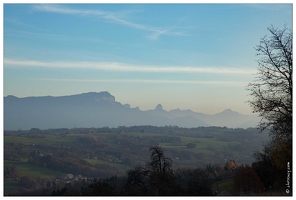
[{"xmin": 247, "ymin": 25, "xmax": 292, "ymax": 170}]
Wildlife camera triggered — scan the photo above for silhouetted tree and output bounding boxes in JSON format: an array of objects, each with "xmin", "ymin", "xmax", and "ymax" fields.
[
  {"xmin": 247, "ymin": 25, "xmax": 292, "ymax": 170},
  {"xmin": 126, "ymin": 145, "xmax": 175, "ymax": 195},
  {"xmin": 126, "ymin": 166, "xmax": 150, "ymax": 195},
  {"xmin": 206, "ymin": 164, "xmax": 221, "ymax": 181},
  {"xmin": 234, "ymin": 165, "xmax": 264, "ymax": 195},
  {"xmin": 88, "ymin": 179, "xmax": 115, "ymax": 195},
  {"xmin": 148, "ymin": 145, "xmax": 175, "ymax": 195},
  {"xmin": 174, "ymin": 168, "xmax": 213, "ymax": 196},
  {"xmin": 252, "ymin": 143, "xmax": 286, "ymax": 190}
]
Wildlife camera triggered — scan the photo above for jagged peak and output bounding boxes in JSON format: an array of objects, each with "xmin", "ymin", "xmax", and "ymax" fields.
[
  {"xmin": 93, "ymin": 91, "xmax": 115, "ymax": 102},
  {"xmin": 155, "ymin": 104, "xmax": 163, "ymax": 111}
]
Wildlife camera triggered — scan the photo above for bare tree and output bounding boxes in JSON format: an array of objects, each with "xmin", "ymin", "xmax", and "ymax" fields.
[
  {"xmin": 126, "ymin": 166, "xmax": 150, "ymax": 195},
  {"xmin": 148, "ymin": 145, "xmax": 172, "ymax": 180},
  {"xmin": 247, "ymin": 25, "xmax": 292, "ymax": 169},
  {"xmin": 126, "ymin": 145, "xmax": 174, "ymax": 195}
]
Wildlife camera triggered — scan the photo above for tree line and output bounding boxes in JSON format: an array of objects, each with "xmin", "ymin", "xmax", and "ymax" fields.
[{"xmin": 5, "ymin": 144, "xmax": 290, "ymax": 196}]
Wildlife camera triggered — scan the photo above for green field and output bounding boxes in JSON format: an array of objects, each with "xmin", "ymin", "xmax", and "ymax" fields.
[
  {"xmin": 4, "ymin": 134, "xmax": 86, "ymax": 146},
  {"xmin": 5, "ymin": 160, "xmax": 65, "ymax": 179},
  {"xmin": 85, "ymin": 158, "xmax": 131, "ymax": 172},
  {"xmin": 4, "ymin": 160, "xmax": 66, "ymax": 193},
  {"xmin": 159, "ymin": 136, "xmax": 241, "ymax": 157},
  {"xmin": 5, "ymin": 133, "xmax": 238, "ymax": 152}
]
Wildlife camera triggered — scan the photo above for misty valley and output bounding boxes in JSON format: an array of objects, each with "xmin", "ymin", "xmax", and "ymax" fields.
[{"xmin": 4, "ymin": 125, "xmax": 270, "ymax": 195}]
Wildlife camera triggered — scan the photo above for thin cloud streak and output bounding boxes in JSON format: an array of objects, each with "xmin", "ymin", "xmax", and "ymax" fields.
[
  {"xmin": 35, "ymin": 78, "xmax": 248, "ymax": 86},
  {"xmin": 5, "ymin": 18, "xmax": 49, "ymax": 31},
  {"xmin": 5, "ymin": 29, "xmax": 102, "ymax": 43},
  {"xmin": 32, "ymin": 4, "xmax": 189, "ymax": 40},
  {"xmin": 5, "ymin": 29, "xmax": 67, "ymax": 39},
  {"xmin": 4, "ymin": 59, "xmax": 256, "ymax": 75}
]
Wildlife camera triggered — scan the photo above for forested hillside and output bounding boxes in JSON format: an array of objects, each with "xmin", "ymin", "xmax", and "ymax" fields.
[{"xmin": 4, "ymin": 126, "xmax": 273, "ymax": 195}]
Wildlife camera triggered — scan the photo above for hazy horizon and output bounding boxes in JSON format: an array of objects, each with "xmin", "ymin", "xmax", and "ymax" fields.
[
  {"xmin": 3, "ymin": 3, "xmax": 292, "ymax": 115},
  {"xmin": 4, "ymin": 91, "xmax": 253, "ymax": 115}
]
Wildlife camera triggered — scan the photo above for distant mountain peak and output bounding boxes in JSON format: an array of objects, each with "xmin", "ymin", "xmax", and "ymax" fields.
[
  {"xmin": 223, "ymin": 108, "xmax": 233, "ymax": 113},
  {"xmin": 6, "ymin": 95, "xmax": 17, "ymax": 98},
  {"xmin": 99, "ymin": 91, "xmax": 111, "ymax": 95},
  {"xmin": 93, "ymin": 91, "xmax": 115, "ymax": 102},
  {"xmin": 155, "ymin": 104, "xmax": 163, "ymax": 111},
  {"xmin": 4, "ymin": 92, "xmax": 260, "ymax": 129},
  {"xmin": 217, "ymin": 108, "xmax": 241, "ymax": 116},
  {"xmin": 66, "ymin": 91, "xmax": 116, "ymax": 103}
]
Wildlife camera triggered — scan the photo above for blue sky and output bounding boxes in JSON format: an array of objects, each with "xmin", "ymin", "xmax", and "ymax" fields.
[{"xmin": 3, "ymin": 3, "xmax": 292, "ymax": 114}]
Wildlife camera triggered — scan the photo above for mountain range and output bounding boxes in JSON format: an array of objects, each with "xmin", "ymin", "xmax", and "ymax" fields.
[{"xmin": 4, "ymin": 91, "xmax": 260, "ymax": 130}]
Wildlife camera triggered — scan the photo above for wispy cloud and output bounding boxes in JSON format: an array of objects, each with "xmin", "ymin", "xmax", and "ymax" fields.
[
  {"xmin": 4, "ymin": 58, "xmax": 256, "ymax": 75},
  {"xmin": 32, "ymin": 4, "xmax": 189, "ymax": 40},
  {"xmin": 4, "ymin": 17, "xmax": 49, "ymax": 31},
  {"xmin": 5, "ymin": 29, "xmax": 67, "ymax": 39},
  {"xmin": 5, "ymin": 29, "xmax": 102, "ymax": 43},
  {"xmin": 244, "ymin": 4, "xmax": 292, "ymax": 13},
  {"xmin": 34, "ymin": 78, "xmax": 248, "ymax": 86}
]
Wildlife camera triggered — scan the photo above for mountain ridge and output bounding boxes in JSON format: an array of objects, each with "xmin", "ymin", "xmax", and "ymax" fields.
[{"xmin": 4, "ymin": 91, "xmax": 260, "ymax": 130}]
